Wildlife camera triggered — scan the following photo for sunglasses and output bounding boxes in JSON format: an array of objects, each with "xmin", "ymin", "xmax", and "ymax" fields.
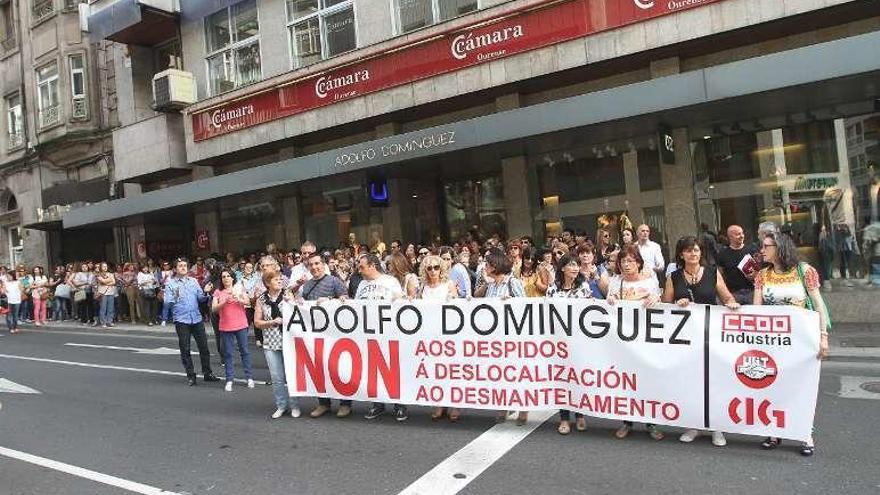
[
  {"xmin": 426, "ymin": 265, "xmax": 441, "ymax": 271},
  {"xmin": 419, "ymin": 251, "xmax": 429, "ymax": 256}
]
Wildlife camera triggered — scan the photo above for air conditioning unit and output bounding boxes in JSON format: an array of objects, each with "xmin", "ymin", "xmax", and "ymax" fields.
[{"xmin": 152, "ymin": 69, "xmax": 196, "ymax": 111}]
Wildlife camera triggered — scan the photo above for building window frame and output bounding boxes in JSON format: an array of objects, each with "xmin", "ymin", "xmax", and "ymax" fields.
[
  {"xmin": 5, "ymin": 92, "xmax": 23, "ymax": 150},
  {"xmin": 286, "ymin": 0, "xmax": 357, "ymax": 70},
  {"xmin": 0, "ymin": 0, "xmax": 17, "ymax": 56},
  {"xmin": 36, "ymin": 60, "xmax": 61, "ymax": 130},
  {"xmin": 31, "ymin": 0, "xmax": 56, "ymax": 26},
  {"xmin": 68, "ymin": 52, "xmax": 88, "ymax": 121},
  {"xmin": 204, "ymin": 0, "xmax": 263, "ymax": 96},
  {"xmin": 392, "ymin": 0, "xmax": 479, "ymax": 35}
]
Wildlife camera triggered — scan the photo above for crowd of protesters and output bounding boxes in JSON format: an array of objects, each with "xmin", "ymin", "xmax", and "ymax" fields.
[{"xmin": 0, "ymin": 221, "xmax": 829, "ymax": 456}]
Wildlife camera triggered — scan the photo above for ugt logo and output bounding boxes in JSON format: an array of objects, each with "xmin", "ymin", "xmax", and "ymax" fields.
[
  {"xmin": 728, "ymin": 397, "xmax": 786, "ymax": 428},
  {"xmin": 735, "ymin": 350, "xmax": 778, "ymax": 389}
]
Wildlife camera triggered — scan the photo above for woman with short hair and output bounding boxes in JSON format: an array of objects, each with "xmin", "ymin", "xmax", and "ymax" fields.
[
  {"xmin": 254, "ymin": 271, "xmax": 299, "ymax": 418},
  {"xmin": 475, "ymin": 248, "xmax": 527, "ymax": 424},
  {"xmin": 576, "ymin": 242, "xmax": 609, "ymax": 298},
  {"xmin": 753, "ymin": 231, "xmax": 829, "ymax": 456},
  {"xmin": 606, "ymin": 245, "xmax": 664, "ymax": 441}
]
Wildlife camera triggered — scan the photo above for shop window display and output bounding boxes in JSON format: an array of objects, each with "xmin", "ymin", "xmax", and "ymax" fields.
[{"xmin": 694, "ymin": 113, "xmax": 880, "ymax": 289}]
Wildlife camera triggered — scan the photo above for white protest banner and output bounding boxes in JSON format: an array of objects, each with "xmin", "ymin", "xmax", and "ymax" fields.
[{"xmin": 281, "ymin": 298, "xmax": 820, "ymax": 441}]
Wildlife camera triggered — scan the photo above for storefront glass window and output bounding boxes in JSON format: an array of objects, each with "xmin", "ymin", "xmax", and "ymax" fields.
[
  {"xmin": 444, "ymin": 176, "xmax": 505, "ymax": 243},
  {"xmin": 694, "ymin": 113, "xmax": 880, "ymax": 288}
]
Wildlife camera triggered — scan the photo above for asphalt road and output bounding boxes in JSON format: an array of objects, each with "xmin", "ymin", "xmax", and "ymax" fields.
[{"xmin": 0, "ymin": 325, "xmax": 878, "ymax": 495}]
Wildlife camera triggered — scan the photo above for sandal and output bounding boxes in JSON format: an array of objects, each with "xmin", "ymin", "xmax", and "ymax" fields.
[
  {"xmin": 448, "ymin": 409, "xmax": 461, "ymax": 423},
  {"xmin": 761, "ymin": 437, "xmax": 781, "ymax": 450},
  {"xmin": 614, "ymin": 424, "xmax": 631, "ymax": 439},
  {"xmin": 557, "ymin": 421, "xmax": 571, "ymax": 435},
  {"xmin": 799, "ymin": 443, "xmax": 815, "ymax": 457},
  {"xmin": 647, "ymin": 424, "xmax": 664, "ymax": 441},
  {"xmin": 575, "ymin": 417, "xmax": 587, "ymax": 431},
  {"xmin": 431, "ymin": 408, "xmax": 445, "ymax": 421}
]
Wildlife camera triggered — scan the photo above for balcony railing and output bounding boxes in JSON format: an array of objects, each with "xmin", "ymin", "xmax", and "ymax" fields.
[
  {"xmin": 7, "ymin": 133, "xmax": 24, "ymax": 149},
  {"xmin": 72, "ymin": 98, "xmax": 87, "ymax": 119},
  {"xmin": 32, "ymin": 0, "xmax": 55, "ymax": 24},
  {"xmin": 39, "ymin": 105, "xmax": 61, "ymax": 128}
]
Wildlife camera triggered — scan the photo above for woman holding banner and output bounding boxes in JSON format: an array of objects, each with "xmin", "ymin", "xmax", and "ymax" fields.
[
  {"xmin": 254, "ymin": 272, "xmax": 300, "ymax": 419},
  {"xmin": 417, "ymin": 254, "xmax": 460, "ymax": 422},
  {"xmin": 546, "ymin": 253, "xmax": 594, "ymax": 435},
  {"xmin": 606, "ymin": 245, "xmax": 665, "ymax": 441},
  {"xmin": 753, "ymin": 231, "xmax": 829, "ymax": 456},
  {"xmin": 474, "ymin": 248, "xmax": 528, "ymax": 424},
  {"xmin": 663, "ymin": 236, "xmax": 740, "ymax": 447}
]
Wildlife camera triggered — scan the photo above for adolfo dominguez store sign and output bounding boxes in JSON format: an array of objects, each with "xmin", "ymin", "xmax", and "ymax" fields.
[
  {"xmin": 191, "ymin": 0, "xmax": 728, "ymax": 142},
  {"xmin": 332, "ymin": 130, "xmax": 457, "ymax": 169}
]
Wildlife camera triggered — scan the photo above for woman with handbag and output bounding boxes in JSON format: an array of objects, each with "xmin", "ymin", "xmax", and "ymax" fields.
[
  {"xmin": 52, "ymin": 265, "xmax": 71, "ymax": 321},
  {"xmin": 753, "ymin": 231, "xmax": 830, "ymax": 456},
  {"xmin": 137, "ymin": 263, "xmax": 160, "ymax": 326},
  {"xmin": 30, "ymin": 266, "xmax": 49, "ymax": 326},
  {"xmin": 3, "ymin": 271, "xmax": 23, "ymax": 334}
]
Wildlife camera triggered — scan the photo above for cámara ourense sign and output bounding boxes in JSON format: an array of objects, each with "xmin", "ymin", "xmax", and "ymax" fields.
[{"xmin": 191, "ymin": 0, "xmax": 727, "ymax": 142}]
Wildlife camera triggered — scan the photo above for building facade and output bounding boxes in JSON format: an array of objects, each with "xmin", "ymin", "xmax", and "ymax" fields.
[
  {"xmin": 71, "ymin": 0, "xmax": 879, "ymax": 289},
  {"xmin": 0, "ymin": 0, "xmax": 119, "ymax": 269}
]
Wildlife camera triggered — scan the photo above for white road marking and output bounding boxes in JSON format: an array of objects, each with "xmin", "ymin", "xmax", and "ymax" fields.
[
  {"xmin": 398, "ymin": 410, "xmax": 555, "ymax": 495},
  {"xmin": 65, "ymin": 343, "xmax": 191, "ymax": 355},
  {"xmin": 838, "ymin": 376, "xmax": 880, "ymax": 400},
  {"xmin": 0, "ymin": 378, "xmax": 41, "ymax": 394},
  {"xmin": 0, "ymin": 353, "xmax": 266, "ymax": 386},
  {"xmin": 0, "ymin": 445, "xmax": 184, "ymax": 495}
]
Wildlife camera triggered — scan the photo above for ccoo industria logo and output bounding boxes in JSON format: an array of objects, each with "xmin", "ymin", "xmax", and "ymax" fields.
[
  {"xmin": 210, "ymin": 104, "xmax": 255, "ymax": 129},
  {"xmin": 451, "ymin": 24, "xmax": 525, "ymax": 60}
]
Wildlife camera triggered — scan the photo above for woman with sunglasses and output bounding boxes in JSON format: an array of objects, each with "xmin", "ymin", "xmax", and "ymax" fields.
[
  {"xmin": 753, "ymin": 231, "xmax": 828, "ymax": 456},
  {"xmin": 518, "ymin": 248, "xmax": 542, "ymax": 298},
  {"xmin": 546, "ymin": 253, "xmax": 594, "ymax": 434},
  {"xmin": 507, "ymin": 240, "xmax": 524, "ymax": 278},
  {"xmin": 417, "ymin": 254, "xmax": 460, "ymax": 421},
  {"xmin": 662, "ymin": 236, "xmax": 739, "ymax": 447},
  {"xmin": 212, "ymin": 268, "xmax": 255, "ymax": 392},
  {"xmin": 606, "ymin": 245, "xmax": 664, "ymax": 441},
  {"xmin": 596, "ymin": 228, "xmax": 620, "ymax": 269}
]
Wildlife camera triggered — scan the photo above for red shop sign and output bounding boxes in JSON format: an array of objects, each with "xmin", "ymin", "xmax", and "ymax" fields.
[{"xmin": 192, "ymin": 0, "xmax": 726, "ymax": 142}]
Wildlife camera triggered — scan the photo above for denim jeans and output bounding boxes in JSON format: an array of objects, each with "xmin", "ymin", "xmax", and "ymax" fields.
[
  {"xmin": 99, "ymin": 295, "xmax": 116, "ymax": 325},
  {"xmin": 6, "ymin": 304, "xmax": 19, "ymax": 330},
  {"xmin": 174, "ymin": 321, "xmax": 214, "ymax": 378},
  {"xmin": 52, "ymin": 297, "xmax": 70, "ymax": 320},
  {"xmin": 161, "ymin": 299, "xmax": 173, "ymax": 323},
  {"xmin": 221, "ymin": 329, "xmax": 253, "ymax": 382},
  {"xmin": 18, "ymin": 298, "xmax": 31, "ymax": 321},
  {"xmin": 264, "ymin": 348, "xmax": 298, "ymax": 411}
]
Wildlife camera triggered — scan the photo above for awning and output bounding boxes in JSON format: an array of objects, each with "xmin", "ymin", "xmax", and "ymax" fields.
[
  {"xmin": 63, "ymin": 30, "xmax": 880, "ymax": 229},
  {"xmin": 87, "ymin": 0, "xmax": 178, "ymax": 46}
]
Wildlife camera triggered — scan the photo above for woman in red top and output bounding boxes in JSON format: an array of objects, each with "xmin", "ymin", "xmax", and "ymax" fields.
[{"xmin": 211, "ymin": 269, "xmax": 254, "ymax": 392}]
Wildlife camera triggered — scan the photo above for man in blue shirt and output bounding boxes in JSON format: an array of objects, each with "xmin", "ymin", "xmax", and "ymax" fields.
[{"xmin": 164, "ymin": 258, "xmax": 220, "ymax": 386}]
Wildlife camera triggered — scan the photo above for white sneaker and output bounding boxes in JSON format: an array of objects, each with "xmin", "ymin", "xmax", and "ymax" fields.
[
  {"xmin": 161, "ymin": 321, "xmax": 167, "ymax": 327},
  {"xmin": 679, "ymin": 429, "xmax": 700, "ymax": 443},
  {"xmin": 271, "ymin": 408, "xmax": 286, "ymax": 419},
  {"xmin": 224, "ymin": 381, "xmax": 233, "ymax": 392},
  {"xmin": 247, "ymin": 379, "xmax": 255, "ymax": 389},
  {"xmin": 712, "ymin": 431, "xmax": 727, "ymax": 447},
  {"xmin": 290, "ymin": 407, "xmax": 301, "ymax": 418}
]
